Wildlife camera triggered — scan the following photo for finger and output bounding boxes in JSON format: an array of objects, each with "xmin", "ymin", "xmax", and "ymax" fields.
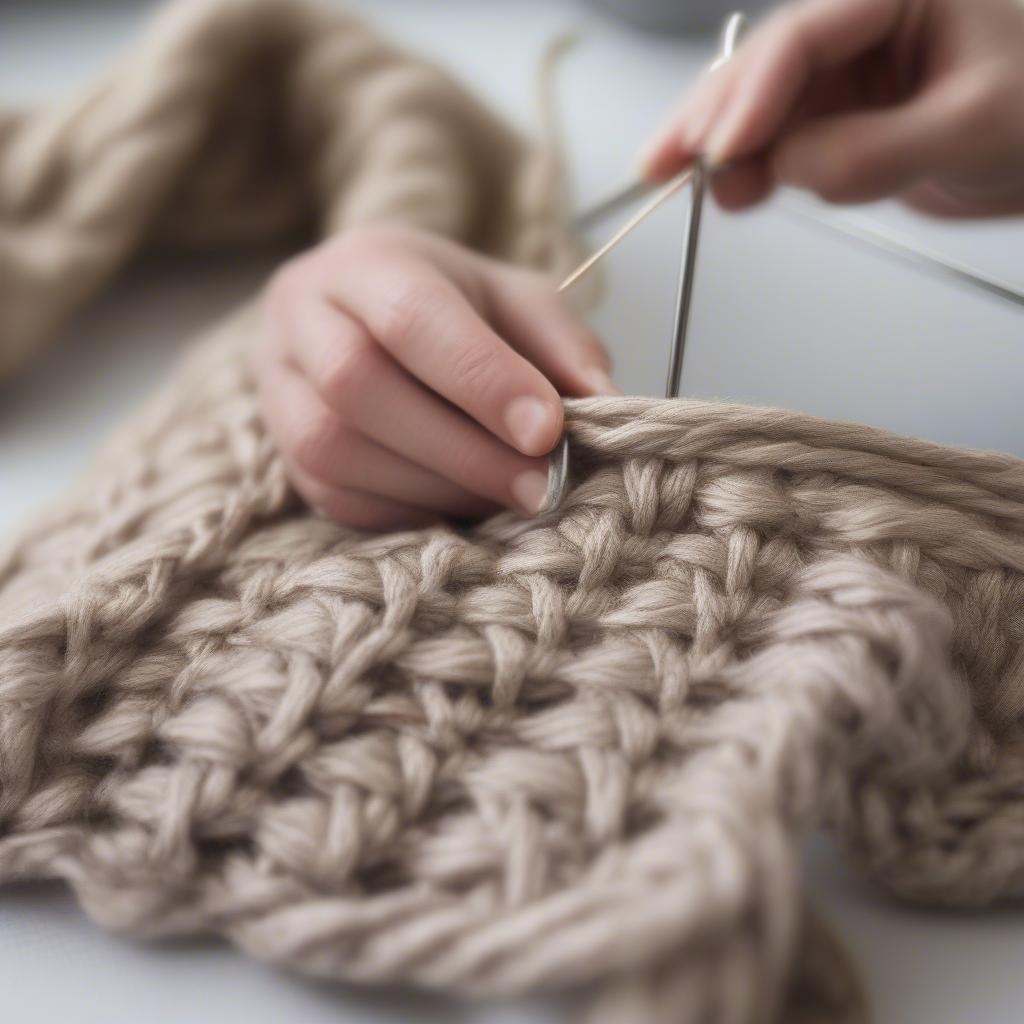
[
  {"xmin": 259, "ymin": 358, "xmax": 498, "ymax": 519},
  {"xmin": 771, "ymin": 85, "xmax": 959, "ymax": 203},
  {"xmin": 326, "ymin": 247, "xmax": 564, "ymax": 457},
  {"xmin": 638, "ymin": 61, "xmax": 742, "ymax": 181},
  {"xmin": 284, "ymin": 456, "xmax": 441, "ymax": 532},
  {"xmin": 273, "ymin": 295, "xmax": 553, "ymax": 515},
  {"xmin": 704, "ymin": 0, "xmax": 905, "ymax": 165},
  {"xmin": 709, "ymin": 156, "xmax": 774, "ymax": 210},
  {"xmin": 392, "ymin": 234, "xmax": 617, "ymax": 394},
  {"xmin": 479, "ymin": 265, "xmax": 618, "ymax": 396}
]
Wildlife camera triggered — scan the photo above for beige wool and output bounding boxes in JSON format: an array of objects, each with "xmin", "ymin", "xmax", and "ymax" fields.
[{"xmin": 1, "ymin": 2, "xmax": 1024, "ymax": 1023}]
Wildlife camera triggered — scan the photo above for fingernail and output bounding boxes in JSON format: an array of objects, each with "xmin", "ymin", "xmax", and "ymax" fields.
[
  {"xmin": 511, "ymin": 468, "xmax": 550, "ymax": 516},
  {"xmin": 584, "ymin": 366, "xmax": 620, "ymax": 395},
  {"xmin": 504, "ymin": 396, "xmax": 558, "ymax": 455}
]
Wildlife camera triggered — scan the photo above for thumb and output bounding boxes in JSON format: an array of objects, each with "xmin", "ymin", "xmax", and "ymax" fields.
[{"xmin": 771, "ymin": 86, "xmax": 958, "ymax": 204}]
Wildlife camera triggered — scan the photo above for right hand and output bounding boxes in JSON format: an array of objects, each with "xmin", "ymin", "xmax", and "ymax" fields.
[
  {"xmin": 640, "ymin": 0, "xmax": 1024, "ymax": 217},
  {"xmin": 253, "ymin": 227, "xmax": 615, "ymax": 532}
]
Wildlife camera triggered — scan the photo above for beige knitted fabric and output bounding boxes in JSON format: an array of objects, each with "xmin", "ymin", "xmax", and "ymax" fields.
[{"xmin": 2, "ymin": 2, "xmax": 1024, "ymax": 1023}]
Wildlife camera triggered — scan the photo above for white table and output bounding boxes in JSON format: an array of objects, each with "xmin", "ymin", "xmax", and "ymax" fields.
[{"xmin": 2, "ymin": 3, "xmax": 1022, "ymax": 1022}]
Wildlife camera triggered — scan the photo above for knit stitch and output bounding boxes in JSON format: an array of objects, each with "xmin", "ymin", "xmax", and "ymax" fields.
[{"xmin": 1, "ymin": 3, "xmax": 1023, "ymax": 1023}]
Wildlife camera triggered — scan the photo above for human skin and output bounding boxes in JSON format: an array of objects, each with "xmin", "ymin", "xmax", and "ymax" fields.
[
  {"xmin": 253, "ymin": 227, "xmax": 615, "ymax": 531},
  {"xmin": 640, "ymin": 0, "xmax": 1024, "ymax": 217},
  {"xmin": 258, "ymin": 0, "xmax": 1024, "ymax": 532}
]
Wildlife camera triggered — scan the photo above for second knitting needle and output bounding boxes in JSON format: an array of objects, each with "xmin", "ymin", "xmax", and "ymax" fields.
[{"xmin": 538, "ymin": 167, "xmax": 698, "ymax": 515}]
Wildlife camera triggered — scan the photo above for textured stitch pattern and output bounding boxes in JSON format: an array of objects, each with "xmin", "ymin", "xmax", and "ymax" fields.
[{"xmin": 2, "ymin": 3, "xmax": 1024, "ymax": 1023}]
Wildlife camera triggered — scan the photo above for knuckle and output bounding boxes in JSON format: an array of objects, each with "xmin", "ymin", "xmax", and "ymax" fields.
[
  {"xmin": 378, "ymin": 276, "xmax": 444, "ymax": 344},
  {"xmin": 448, "ymin": 340, "xmax": 496, "ymax": 395},
  {"xmin": 319, "ymin": 334, "xmax": 378, "ymax": 405},
  {"xmin": 292, "ymin": 408, "xmax": 341, "ymax": 478}
]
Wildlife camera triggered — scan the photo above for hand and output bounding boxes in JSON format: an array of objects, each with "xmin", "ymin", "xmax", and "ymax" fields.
[
  {"xmin": 640, "ymin": 0, "xmax": 1024, "ymax": 216},
  {"xmin": 253, "ymin": 227, "xmax": 615, "ymax": 531}
]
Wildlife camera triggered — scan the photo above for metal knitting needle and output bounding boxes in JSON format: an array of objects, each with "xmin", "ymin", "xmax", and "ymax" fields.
[
  {"xmin": 665, "ymin": 11, "xmax": 747, "ymax": 399},
  {"xmin": 536, "ymin": 167, "xmax": 700, "ymax": 515},
  {"xmin": 558, "ymin": 167, "xmax": 696, "ymax": 292},
  {"xmin": 780, "ymin": 199, "xmax": 1024, "ymax": 309},
  {"xmin": 576, "ymin": 117, "xmax": 1024, "ymax": 307},
  {"xmin": 575, "ymin": 14, "xmax": 749, "ymax": 239},
  {"xmin": 539, "ymin": 433, "xmax": 572, "ymax": 515},
  {"xmin": 575, "ymin": 178, "xmax": 655, "ymax": 234},
  {"xmin": 538, "ymin": 13, "xmax": 748, "ymax": 516},
  {"xmin": 665, "ymin": 159, "xmax": 707, "ymax": 398},
  {"xmin": 541, "ymin": 7, "xmax": 1024, "ymax": 517},
  {"xmin": 579, "ymin": 179, "xmax": 1024, "ymax": 312},
  {"xmin": 574, "ymin": 2, "xmax": 1024, "ymax": 311}
]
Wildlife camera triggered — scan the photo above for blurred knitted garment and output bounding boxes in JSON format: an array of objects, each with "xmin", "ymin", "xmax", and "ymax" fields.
[{"xmin": 1, "ymin": 2, "xmax": 1023, "ymax": 1024}]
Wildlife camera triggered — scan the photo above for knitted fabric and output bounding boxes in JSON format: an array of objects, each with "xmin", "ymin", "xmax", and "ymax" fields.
[{"xmin": 2, "ymin": 2, "xmax": 1024, "ymax": 1023}]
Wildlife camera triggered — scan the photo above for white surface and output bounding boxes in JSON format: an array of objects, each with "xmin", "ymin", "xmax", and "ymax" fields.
[{"xmin": 1, "ymin": 2, "xmax": 1023, "ymax": 1022}]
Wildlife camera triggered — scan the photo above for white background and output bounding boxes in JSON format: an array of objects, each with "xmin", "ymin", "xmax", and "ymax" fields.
[{"xmin": 1, "ymin": 2, "xmax": 1022, "ymax": 1022}]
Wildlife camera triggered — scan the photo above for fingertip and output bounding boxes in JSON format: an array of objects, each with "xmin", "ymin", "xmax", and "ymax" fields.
[
  {"xmin": 503, "ymin": 395, "xmax": 563, "ymax": 457},
  {"xmin": 636, "ymin": 134, "xmax": 686, "ymax": 182}
]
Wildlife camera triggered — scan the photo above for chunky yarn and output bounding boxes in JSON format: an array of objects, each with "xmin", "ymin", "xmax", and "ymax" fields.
[{"xmin": 2, "ymin": 2, "xmax": 1023, "ymax": 1022}]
